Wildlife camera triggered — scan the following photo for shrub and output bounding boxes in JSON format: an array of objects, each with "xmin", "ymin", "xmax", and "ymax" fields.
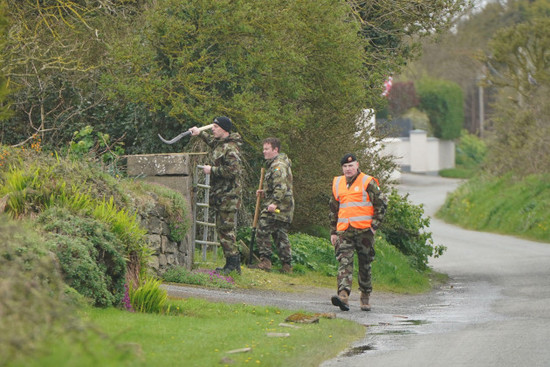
[
  {"xmin": 130, "ymin": 276, "xmax": 169, "ymax": 314},
  {"xmin": 39, "ymin": 207, "xmax": 127, "ymax": 307},
  {"xmin": 0, "ymin": 216, "xmax": 77, "ymax": 365},
  {"xmin": 456, "ymin": 130, "xmax": 487, "ymax": 169},
  {"xmin": 380, "ymin": 189, "xmax": 446, "ymax": 270},
  {"xmin": 289, "ymin": 233, "xmax": 338, "ymax": 276},
  {"xmin": 416, "ymin": 77, "xmax": 463, "ymax": 140}
]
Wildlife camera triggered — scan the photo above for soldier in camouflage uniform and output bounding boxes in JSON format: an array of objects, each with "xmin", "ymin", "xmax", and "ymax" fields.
[
  {"xmin": 329, "ymin": 153, "xmax": 386, "ymax": 311},
  {"xmin": 190, "ymin": 117, "xmax": 243, "ymax": 275},
  {"xmin": 250, "ymin": 137, "xmax": 294, "ymax": 273}
]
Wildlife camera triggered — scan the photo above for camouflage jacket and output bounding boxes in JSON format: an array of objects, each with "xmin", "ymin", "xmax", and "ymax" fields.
[
  {"xmin": 261, "ymin": 152, "xmax": 294, "ymax": 223},
  {"xmin": 198, "ymin": 131, "xmax": 243, "ymax": 208},
  {"xmin": 329, "ymin": 170, "xmax": 386, "ymax": 235}
]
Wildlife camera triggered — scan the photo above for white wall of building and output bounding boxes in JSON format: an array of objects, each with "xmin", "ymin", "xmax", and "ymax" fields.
[{"xmin": 380, "ymin": 129, "xmax": 455, "ymax": 175}]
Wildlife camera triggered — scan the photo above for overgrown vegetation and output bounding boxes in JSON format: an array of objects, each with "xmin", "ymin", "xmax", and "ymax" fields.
[
  {"xmin": 0, "ymin": 145, "xmax": 190, "ymax": 306},
  {"xmin": 0, "ymin": 216, "xmax": 140, "ymax": 367},
  {"xmin": 380, "ymin": 189, "xmax": 446, "ymax": 271},
  {"xmin": 416, "ymin": 77, "xmax": 464, "ymax": 140},
  {"xmin": 437, "ymin": 173, "xmax": 550, "ymax": 243},
  {"xmin": 440, "ymin": 129, "xmax": 487, "ymax": 179},
  {"xmin": 40, "ymin": 207, "xmax": 127, "ymax": 307}
]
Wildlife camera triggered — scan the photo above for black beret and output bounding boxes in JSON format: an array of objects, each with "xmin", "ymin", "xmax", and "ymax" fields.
[
  {"xmin": 213, "ymin": 116, "xmax": 232, "ymax": 132},
  {"xmin": 340, "ymin": 153, "xmax": 357, "ymax": 165}
]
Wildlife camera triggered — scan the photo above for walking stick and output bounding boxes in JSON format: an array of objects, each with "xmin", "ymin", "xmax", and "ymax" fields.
[{"xmin": 248, "ymin": 167, "xmax": 265, "ymax": 265}]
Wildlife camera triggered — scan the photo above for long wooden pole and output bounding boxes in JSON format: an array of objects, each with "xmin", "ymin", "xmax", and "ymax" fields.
[{"xmin": 248, "ymin": 167, "xmax": 265, "ymax": 265}]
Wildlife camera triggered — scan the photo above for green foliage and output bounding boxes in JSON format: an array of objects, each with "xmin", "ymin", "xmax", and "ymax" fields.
[
  {"xmin": 0, "ymin": 150, "xmax": 152, "ymax": 270},
  {"xmin": 380, "ymin": 189, "xmax": 446, "ymax": 270},
  {"xmin": 481, "ymin": 13, "xmax": 550, "ymax": 177},
  {"xmin": 456, "ymin": 129, "xmax": 487, "ymax": 169},
  {"xmin": 485, "ymin": 88, "xmax": 550, "ymax": 176},
  {"xmin": 476, "ymin": 4, "xmax": 550, "ymax": 176},
  {"xmin": 442, "ymin": 129, "xmax": 487, "ymax": 177},
  {"xmin": 288, "ymin": 233, "xmax": 338, "ymax": 277},
  {"xmin": 437, "ymin": 173, "xmax": 550, "ymax": 243},
  {"xmin": 372, "ymin": 237, "xmax": 432, "ymax": 293},
  {"xmin": 39, "ymin": 207, "xmax": 127, "ymax": 308},
  {"xmin": 92, "ymin": 196, "xmax": 147, "ymax": 254},
  {"xmin": 163, "ymin": 267, "xmax": 235, "ymax": 289},
  {"xmin": 103, "ymin": 0, "xmax": 395, "ymax": 230},
  {"xmin": 0, "ymin": 164, "xmax": 54, "ymax": 217},
  {"xmin": 416, "ymin": 77, "xmax": 464, "ymax": 140},
  {"xmin": 129, "ymin": 276, "xmax": 169, "ymax": 314},
  {"xmin": 139, "ymin": 182, "xmax": 191, "ymax": 243},
  {"xmin": 0, "ymin": 216, "xmax": 78, "ymax": 365},
  {"xmin": 68, "ymin": 125, "xmax": 126, "ymax": 175},
  {"xmin": 2, "ymin": 0, "xmax": 469, "ymax": 231},
  {"xmin": 439, "ymin": 167, "xmax": 476, "ymax": 179}
]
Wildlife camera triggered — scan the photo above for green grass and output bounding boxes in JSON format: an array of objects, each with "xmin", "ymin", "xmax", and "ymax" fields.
[
  {"xmin": 8, "ymin": 332, "xmax": 141, "ymax": 367},
  {"xmin": 191, "ymin": 235, "xmax": 433, "ymax": 294},
  {"xmin": 372, "ymin": 239, "xmax": 433, "ymax": 293},
  {"xmin": 82, "ymin": 300, "xmax": 365, "ymax": 367},
  {"xmin": 437, "ymin": 173, "xmax": 550, "ymax": 243},
  {"xmin": 439, "ymin": 167, "xmax": 477, "ymax": 179}
]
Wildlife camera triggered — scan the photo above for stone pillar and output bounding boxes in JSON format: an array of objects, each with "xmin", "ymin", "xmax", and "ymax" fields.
[{"xmin": 409, "ymin": 129, "xmax": 428, "ymax": 173}]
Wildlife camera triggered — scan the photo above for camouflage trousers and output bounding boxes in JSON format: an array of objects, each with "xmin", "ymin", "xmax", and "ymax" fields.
[
  {"xmin": 256, "ymin": 215, "xmax": 292, "ymax": 264},
  {"xmin": 334, "ymin": 227, "xmax": 376, "ymax": 295},
  {"xmin": 214, "ymin": 198, "xmax": 239, "ymax": 257}
]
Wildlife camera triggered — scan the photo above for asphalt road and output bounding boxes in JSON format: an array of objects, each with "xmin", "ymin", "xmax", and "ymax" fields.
[{"xmin": 165, "ymin": 173, "xmax": 550, "ymax": 367}]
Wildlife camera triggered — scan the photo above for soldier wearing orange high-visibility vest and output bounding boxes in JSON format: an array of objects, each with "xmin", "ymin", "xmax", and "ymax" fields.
[{"xmin": 329, "ymin": 153, "xmax": 386, "ymax": 312}]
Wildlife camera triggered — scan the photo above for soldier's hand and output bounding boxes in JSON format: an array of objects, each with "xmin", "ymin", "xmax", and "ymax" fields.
[
  {"xmin": 256, "ymin": 189, "xmax": 264, "ymax": 197},
  {"xmin": 267, "ymin": 204, "xmax": 277, "ymax": 213},
  {"xmin": 203, "ymin": 165, "xmax": 212, "ymax": 174},
  {"xmin": 189, "ymin": 126, "xmax": 200, "ymax": 136},
  {"xmin": 330, "ymin": 234, "xmax": 338, "ymax": 246}
]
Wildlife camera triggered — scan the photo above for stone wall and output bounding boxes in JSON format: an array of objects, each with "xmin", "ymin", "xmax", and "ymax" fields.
[
  {"xmin": 138, "ymin": 200, "xmax": 187, "ymax": 275},
  {"xmin": 126, "ymin": 153, "xmax": 206, "ymax": 274}
]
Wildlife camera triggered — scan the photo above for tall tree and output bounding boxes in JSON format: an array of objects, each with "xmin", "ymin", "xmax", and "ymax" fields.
[
  {"xmin": 0, "ymin": 0, "xmax": 142, "ymax": 147},
  {"xmin": 482, "ymin": 15, "xmax": 550, "ymax": 175}
]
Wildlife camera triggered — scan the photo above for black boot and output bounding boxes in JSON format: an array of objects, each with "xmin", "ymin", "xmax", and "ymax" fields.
[{"xmin": 216, "ymin": 254, "xmax": 241, "ymax": 275}]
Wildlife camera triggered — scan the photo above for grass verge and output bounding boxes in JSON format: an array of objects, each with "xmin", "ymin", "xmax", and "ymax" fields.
[
  {"xmin": 81, "ymin": 300, "xmax": 365, "ymax": 367},
  {"xmin": 437, "ymin": 173, "xmax": 550, "ymax": 243}
]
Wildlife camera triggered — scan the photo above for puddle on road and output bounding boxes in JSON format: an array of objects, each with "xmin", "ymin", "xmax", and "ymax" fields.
[
  {"xmin": 398, "ymin": 319, "xmax": 430, "ymax": 326},
  {"xmin": 369, "ymin": 329, "xmax": 416, "ymax": 336},
  {"xmin": 340, "ymin": 344, "xmax": 376, "ymax": 357}
]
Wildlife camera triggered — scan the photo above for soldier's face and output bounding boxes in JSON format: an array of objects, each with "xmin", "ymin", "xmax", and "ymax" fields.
[
  {"xmin": 212, "ymin": 124, "xmax": 228, "ymax": 138},
  {"xmin": 342, "ymin": 161, "xmax": 359, "ymax": 178},
  {"xmin": 263, "ymin": 143, "xmax": 279, "ymax": 160}
]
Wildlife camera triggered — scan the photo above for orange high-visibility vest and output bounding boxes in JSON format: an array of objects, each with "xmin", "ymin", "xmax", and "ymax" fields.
[{"xmin": 332, "ymin": 172, "xmax": 376, "ymax": 231}]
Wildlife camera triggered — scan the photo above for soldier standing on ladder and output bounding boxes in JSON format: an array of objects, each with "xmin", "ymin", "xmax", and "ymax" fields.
[{"xmin": 190, "ymin": 117, "xmax": 244, "ymax": 275}]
